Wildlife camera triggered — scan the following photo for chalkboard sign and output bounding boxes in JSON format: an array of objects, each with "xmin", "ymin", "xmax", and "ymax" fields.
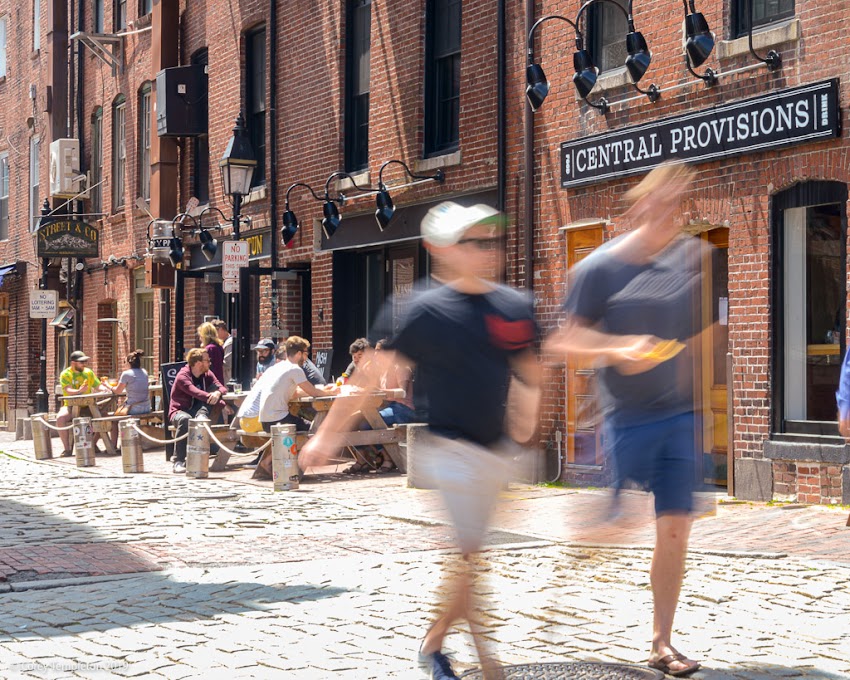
[
  {"xmin": 160, "ymin": 361, "xmax": 186, "ymax": 460},
  {"xmin": 313, "ymin": 350, "xmax": 333, "ymax": 382}
]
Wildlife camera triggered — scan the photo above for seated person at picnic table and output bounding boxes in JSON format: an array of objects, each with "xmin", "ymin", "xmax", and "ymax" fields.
[
  {"xmin": 258, "ymin": 336, "xmax": 338, "ymax": 432},
  {"xmin": 302, "ymin": 351, "xmax": 327, "ymax": 386},
  {"xmin": 340, "ymin": 337, "xmax": 370, "ymax": 383},
  {"xmin": 253, "ymin": 338, "xmax": 277, "ymax": 380},
  {"xmin": 56, "ymin": 350, "xmax": 115, "ymax": 456},
  {"xmin": 168, "ymin": 348, "xmax": 227, "ymax": 474},
  {"xmin": 112, "ymin": 350, "xmax": 152, "ymax": 416}
]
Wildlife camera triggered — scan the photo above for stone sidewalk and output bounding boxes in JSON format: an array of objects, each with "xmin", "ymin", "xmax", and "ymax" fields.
[{"xmin": 0, "ymin": 435, "xmax": 849, "ymax": 679}]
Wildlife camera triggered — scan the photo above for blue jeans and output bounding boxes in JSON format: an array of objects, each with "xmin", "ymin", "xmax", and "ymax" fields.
[
  {"xmin": 378, "ymin": 402, "xmax": 416, "ymax": 426},
  {"xmin": 128, "ymin": 402, "xmax": 152, "ymax": 416}
]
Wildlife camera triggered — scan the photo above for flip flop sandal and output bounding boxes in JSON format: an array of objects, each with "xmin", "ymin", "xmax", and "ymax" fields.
[
  {"xmin": 648, "ymin": 653, "xmax": 701, "ymax": 677},
  {"xmin": 343, "ymin": 462, "xmax": 369, "ymax": 475}
]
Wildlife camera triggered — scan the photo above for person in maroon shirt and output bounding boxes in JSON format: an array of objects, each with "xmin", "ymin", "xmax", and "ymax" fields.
[
  {"xmin": 168, "ymin": 348, "xmax": 227, "ymax": 474},
  {"xmin": 197, "ymin": 322, "xmax": 225, "ymax": 384}
]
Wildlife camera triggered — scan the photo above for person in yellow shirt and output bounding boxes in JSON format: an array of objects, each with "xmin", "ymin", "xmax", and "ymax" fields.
[{"xmin": 55, "ymin": 351, "xmax": 114, "ymax": 456}]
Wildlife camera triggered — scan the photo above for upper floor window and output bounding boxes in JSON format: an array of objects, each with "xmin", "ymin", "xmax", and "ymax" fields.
[
  {"xmin": 139, "ymin": 0, "xmax": 152, "ymax": 16},
  {"xmin": 29, "ymin": 137, "xmax": 40, "ymax": 230},
  {"xmin": 33, "ymin": 0, "xmax": 40, "ymax": 51},
  {"xmin": 0, "ymin": 154, "xmax": 9, "ymax": 241},
  {"xmin": 112, "ymin": 96, "xmax": 126, "ymax": 209},
  {"xmin": 114, "ymin": 0, "xmax": 126, "ymax": 32},
  {"xmin": 91, "ymin": 108, "xmax": 103, "ymax": 214},
  {"xmin": 93, "ymin": 0, "xmax": 104, "ymax": 33},
  {"xmin": 587, "ymin": 0, "xmax": 628, "ymax": 73},
  {"xmin": 345, "ymin": 0, "xmax": 371, "ymax": 172},
  {"xmin": 0, "ymin": 16, "xmax": 7, "ymax": 77},
  {"xmin": 424, "ymin": 0, "xmax": 461, "ymax": 156},
  {"xmin": 191, "ymin": 49, "xmax": 210, "ymax": 204},
  {"xmin": 138, "ymin": 83, "xmax": 151, "ymax": 201},
  {"xmin": 735, "ymin": 0, "xmax": 794, "ymax": 36},
  {"xmin": 245, "ymin": 26, "xmax": 266, "ymax": 187}
]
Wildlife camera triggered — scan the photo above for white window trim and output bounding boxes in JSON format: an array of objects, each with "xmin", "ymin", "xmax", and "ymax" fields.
[
  {"xmin": 113, "ymin": 100, "xmax": 126, "ymax": 209},
  {"xmin": 30, "ymin": 136, "xmax": 40, "ymax": 230},
  {"xmin": 33, "ymin": 0, "xmax": 40, "ymax": 52},
  {"xmin": 0, "ymin": 153, "xmax": 9, "ymax": 240},
  {"xmin": 0, "ymin": 16, "xmax": 8, "ymax": 78},
  {"xmin": 139, "ymin": 88, "xmax": 151, "ymax": 201}
]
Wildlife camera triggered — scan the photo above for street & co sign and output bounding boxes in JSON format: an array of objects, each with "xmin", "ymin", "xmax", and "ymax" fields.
[
  {"xmin": 560, "ymin": 79, "xmax": 840, "ymax": 188},
  {"xmin": 36, "ymin": 219, "xmax": 100, "ymax": 258}
]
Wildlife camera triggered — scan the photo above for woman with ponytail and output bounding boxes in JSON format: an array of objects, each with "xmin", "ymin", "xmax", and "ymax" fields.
[{"xmin": 113, "ymin": 350, "xmax": 152, "ymax": 416}]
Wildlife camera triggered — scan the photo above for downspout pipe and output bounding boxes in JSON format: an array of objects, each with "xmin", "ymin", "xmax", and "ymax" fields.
[
  {"xmin": 523, "ymin": 0, "xmax": 535, "ymax": 290},
  {"xmin": 268, "ymin": 0, "xmax": 279, "ymax": 328},
  {"xmin": 497, "ymin": 0, "xmax": 505, "ymax": 216}
]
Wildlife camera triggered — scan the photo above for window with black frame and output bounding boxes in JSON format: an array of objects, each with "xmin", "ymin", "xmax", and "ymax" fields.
[
  {"xmin": 735, "ymin": 0, "xmax": 794, "ymax": 36},
  {"xmin": 191, "ymin": 49, "xmax": 210, "ymax": 204},
  {"xmin": 245, "ymin": 27, "xmax": 266, "ymax": 188},
  {"xmin": 345, "ymin": 0, "xmax": 371, "ymax": 172},
  {"xmin": 424, "ymin": 0, "xmax": 461, "ymax": 156},
  {"xmin": 113, "ymin": 0, "xmax": 126, "ymax": 31},
  {"xmin": 587, "ymin": 0, "xmax": 628, "ymax": 74},
  {"xmin": 138, "ymin": 83, "xmax": 151, "ymax": 202},
  {"xmin": 91, "ymin": 107, "xmax": 103, "ymax": 215},
  {"xmin": 112, "ymin": 95, "xmax": 126, "ymax": 210}
]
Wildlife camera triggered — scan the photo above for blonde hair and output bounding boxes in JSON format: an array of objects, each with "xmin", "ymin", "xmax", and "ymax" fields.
[
  {"xmin": 197, "ymin": 322, "xmax": 221, "ymax": 348},
  {"xmin": 624, "ymin": 162, "xmax": 696, "ymax": 207}
]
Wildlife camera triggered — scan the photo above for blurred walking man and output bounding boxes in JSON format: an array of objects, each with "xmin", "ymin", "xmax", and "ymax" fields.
[
  {"xmin": 301, "ymin": 202, "xmax": 540, "ymax": 679},
  {"xmin": 546, "ymin": 163, "xmax": 705, "ymax": 677}
]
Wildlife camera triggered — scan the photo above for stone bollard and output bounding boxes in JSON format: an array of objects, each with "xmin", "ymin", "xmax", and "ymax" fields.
[
  {"xmin": 31, "ymin": 413, "xmax": 53, "ymax": 460},
  {"xmin": 271, "ymin": 424, "xmax": 299, "ymax": 491},
  {"xmin": 120, "ymin": 419, "xmax": 144, "ymax": 473},
  {"xmin": 186, "ymin": 416, "xmax": 210, "ymax": 479},
  {"xmin": 406, "ymin": 423, "xmax": 436, "ymax": 490},
  {"xmin": 73, "ymin": 417, "xmax": 96, "ymax": 467}
]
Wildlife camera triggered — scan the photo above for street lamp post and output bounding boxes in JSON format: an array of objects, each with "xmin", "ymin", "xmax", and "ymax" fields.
[
  {"xmin": 34, "ymin": 199, "xmax": 51, "ymax": 415},
  {"xmin": 219, "ymin": 113, "xmax": 256, "ymax": 389}
]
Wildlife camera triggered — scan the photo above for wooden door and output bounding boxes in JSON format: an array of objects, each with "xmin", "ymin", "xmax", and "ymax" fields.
[
  {"xmin": 698, "ymin": 229, "xmax": 729, "ymax": 486},
  {"xmin": 565, "ymin": 226, "xmax": 605, "ymax": 465}
]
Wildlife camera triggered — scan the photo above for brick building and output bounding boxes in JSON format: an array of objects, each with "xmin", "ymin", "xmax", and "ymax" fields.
[{"xmin": 0, "ymin": 0, "xmax": 846, "ymax": 503}]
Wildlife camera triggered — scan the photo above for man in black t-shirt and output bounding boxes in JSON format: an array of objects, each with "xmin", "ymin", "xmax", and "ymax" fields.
[
  {"xmin": 302, "ymin": 201, "xmax": 541, "ymax": 680},
  {"xmin": 546, "ymin": 162, "xmax": 703, "ymax": 678}
]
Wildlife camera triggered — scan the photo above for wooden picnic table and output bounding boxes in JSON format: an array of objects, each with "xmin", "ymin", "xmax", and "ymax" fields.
[{"xmin": 61, "ymin": 392, "xmax": 119, "ymax": 454}]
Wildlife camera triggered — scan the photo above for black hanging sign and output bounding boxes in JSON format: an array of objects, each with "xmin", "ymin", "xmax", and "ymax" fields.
[
  {"xmin": 560, "ymin": 79, "xmax": 841, "ymax": 189},
  {"xmin": 36, "ymin": 219, "xmax": 100, "ymax": 258}
]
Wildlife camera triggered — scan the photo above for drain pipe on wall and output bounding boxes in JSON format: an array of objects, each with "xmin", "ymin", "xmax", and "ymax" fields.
[
  {"xmin": 497, "ymin": 0, "xmax": 506, "ymax": 215},
  {"xmin": 268, "ymin": 0, "xmax": 280, "ymax": 332},
  {"xmin": 523, "ymin": 0, "xmax": 535, "ymax": 290}
]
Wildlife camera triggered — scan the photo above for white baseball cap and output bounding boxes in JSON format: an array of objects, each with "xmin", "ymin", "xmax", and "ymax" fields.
[{"xmin": 421, "ymin": 202, "xmax": 504, "ymax": 247}]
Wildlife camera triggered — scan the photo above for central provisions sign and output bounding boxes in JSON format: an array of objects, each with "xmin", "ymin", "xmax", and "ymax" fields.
[
  {"xmin": 560, "ymin": 79, "xmax": 840, "ymax": 189},
  {"xmin": 221, "ymin": 241, "xmax": 249, "ymax": 279}
]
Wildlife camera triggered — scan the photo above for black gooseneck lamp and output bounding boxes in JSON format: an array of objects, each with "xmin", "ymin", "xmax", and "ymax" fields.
[
  {"xmin": 374, "ymin": 160, "xmax": 445, "ymax": 231},
  {"xmin": 281, "ymin": 182, "xmax": 326, "ymax": 247},
  {"xmin": 321, "ymin": 171, "xmax": 378, "ymax": 239},
  {"xmin": 745, "ymin": 0, "xmax": 781, "ymax": 70},
  {"xmin": 683, "ymin": 0, "xmax": 718, "ymax": 86}
]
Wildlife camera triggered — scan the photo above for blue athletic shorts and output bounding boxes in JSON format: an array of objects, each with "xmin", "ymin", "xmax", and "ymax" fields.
[{"xmin": 603, "ymin": 412, "xmax": 695, "ymax": 515}]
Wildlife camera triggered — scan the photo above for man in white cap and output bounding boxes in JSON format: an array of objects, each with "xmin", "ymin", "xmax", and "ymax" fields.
[
  {"xmin": 301, "ymin": 202, "xmax": 541, "ymax": 679},
  {"xmin": 55, "ymin": 350, "xmax": 115, "ymax": 456}
]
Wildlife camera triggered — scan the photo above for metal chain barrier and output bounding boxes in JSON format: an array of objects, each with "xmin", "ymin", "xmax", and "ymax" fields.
[
  {"xmin": 32, "ymin": 416, "xmax": 74, "ymax": 432},
  {"xmin": 128, "ymin": 422, "xmax": 189, "ymax": 445},
  {"xmin": 201, "ymin": 423, "xmax": 272, "ymax": 458}
]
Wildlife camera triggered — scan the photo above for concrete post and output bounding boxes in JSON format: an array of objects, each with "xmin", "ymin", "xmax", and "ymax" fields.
[
  {"xmin": 73, "ymin": 417, "xmax": 95, "ymax": 467},
  {"xmin": 120, "ymin": 419, "xmax": 144, "ymax": 473},
  {"xmin": 186, "ymin": 416, "xmax": 210, "ymax": 479},
  {"xmin": 31, "ymin": 414, "xmax": 53, "ymax": 460},
  {"xmin": 271, "ymin": 424, "xmax": 299, "ymax": 491}
]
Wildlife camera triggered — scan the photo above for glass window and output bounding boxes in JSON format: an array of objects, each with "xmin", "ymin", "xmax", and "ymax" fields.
[
  {"xmin": 139, "ymin": 84, "xmax": 151, "ymax": 201},
  {"xmin": 30, "ymin": 137, "xmax": 40, "ymax": 231},
  {"xmin": 91, "ymin": 107, "xmax": 103, "ymax": 214},
  {"xmin": 245, "ymin": 27, "xmax": 266, "ymax": 187},
  {"xmin": 134, "ymin": 268, "xmax": 154, "ymax": 375},
  {"xmin": 33, "ymin": 0, "xmax": 40, "ymax": 51},
  {"xmin": 112, "ymin": 96, "xmax": 126, "ymax": 209},
  {"xmin": 0, "ymin": 16, "xmax": 7, "ymax": 77},
  {"xmin": 114, "ymin": 0, "xmax": 126, "ymax": 31},
  {"xmin": 783, "ymin": 203, "xmax": 844, "ymax": 424},
  {"xmin": 736, "ymin": 0, "xmax": 794, "ymax": 36},
  {"xmin": 191, "ymin": 49, "xmax": 209, "ymax": 204},
  {"xmin": 587, "ymin": 0, "xmax": 628, "ymax": 73},
  {"xmin": 0, "ymin": 293, "xmax": 9, "ymax": 380},
  {"xmin": 93, "ymin": 0, "xmax": 103, "ymax": 33},
  {"xmin": 139, "ymin": 0, "xmax": 151, "ymax": 16},
  {"xmin": 0, "ymin": 154, "xmax": 8, "ymax": 241},
  {"xmin": 345, "ymin": 0, "xmax": 371, "ymax": 172},
  {"xmin": 424, "ymin": 0, "xmax": 461, "ymax": 156}
]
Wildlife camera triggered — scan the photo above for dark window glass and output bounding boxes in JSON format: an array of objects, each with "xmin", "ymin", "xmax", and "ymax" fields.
[
  {"xmin": 345, "ymin": 0, "xmax": 371, "ymax": 172},
  {"xmin": 425, "ymin": 0, "xmax": 461, "ymax": 156},
  {"xmin": 245, "ymin": 27, "xmax": 266, "ymax": 187},
  {"xmin": 93, "ymin": 0, "xmax": 103, "ymax": 33},
  {"xmin": 140, "ymin": 0, "xmax": 151, "ymax": 16},
  {"xmin": 191, "ymin": 49, "xmax": 210, "ymax": 203},
  {"xmin": 587, "ymin": 0, "xmax": 628, "ymax": 73},
  {"xmin": 114, "ymin": 0, "xmax": 126, "ymax": 31},
  {"xmin": 91, "ymin": 108, "xmax": 103, "ymax": 214},
  {"xmin": 735, "ymin": 0, "xmax": 794, "ymax": 36},
  {"xmin": 0, "ymin": 155, "xmax": 8, "ymax": 241}
]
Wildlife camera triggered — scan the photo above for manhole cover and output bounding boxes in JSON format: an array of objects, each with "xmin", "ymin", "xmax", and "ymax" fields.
[{"xmin": 461, "ymin": 662, "xmax": 664, "ymax": 679}]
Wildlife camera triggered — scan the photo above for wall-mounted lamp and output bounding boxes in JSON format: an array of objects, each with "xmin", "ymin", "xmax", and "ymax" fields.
[
  {"xmin": 744, "ymin": 0, "xmax": 781, "ymax": 71},
  {"xmin": 198, "ymin": 228, "xmax": 217, "ymax": 262},
  {"xmin": 97, "ymin": 317, "xmax": 126, "ymax": 332},
  {"xmin": 281, "ymin": 182, "xmax": 327, "ymax": 247},
  {"xmin": 375, "ymin": 160, "xmax": 445, "ymax": 231},
  {"xmin": 683, "ymin": 0, "xmax": 718, "ymax": 86},
  {"xmin": 321, "ymin": 171, "xmax": 378, "ymax": 239}
]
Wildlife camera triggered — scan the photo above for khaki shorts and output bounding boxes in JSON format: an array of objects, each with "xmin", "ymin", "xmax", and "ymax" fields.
[{"xmin": 416, "ymin": 431, "xmax": 517, "ymax": 555}]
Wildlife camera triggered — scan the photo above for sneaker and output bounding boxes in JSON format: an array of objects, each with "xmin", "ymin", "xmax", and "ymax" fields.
[
  {"xmin": 420, "ymin": 651, "xmax": 459, "ymax": 680},
  {"xmin": 173, "ymin": 460, "xmax": 187, "ymax": 474}
]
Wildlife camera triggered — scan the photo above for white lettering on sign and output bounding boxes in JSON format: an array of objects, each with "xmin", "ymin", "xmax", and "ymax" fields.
[
  {"xmin": 222, "ymin": 241, "xmax": 249, "ymax": 279},
  {"xmin": 30, "ymin": 290, "xmax": 59, "ymax": 319}
]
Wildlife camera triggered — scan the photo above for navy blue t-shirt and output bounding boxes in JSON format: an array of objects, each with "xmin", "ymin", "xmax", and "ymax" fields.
[
  {"xmin": 378, "ymin": 284, "xmax": 537, "ymax": 446},
  {"xmin": 563, "ymin": 234, "xmax": 711, "ymax": 426}
]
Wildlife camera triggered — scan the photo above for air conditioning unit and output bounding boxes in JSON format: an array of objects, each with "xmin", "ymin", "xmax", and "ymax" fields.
[{"xmin": 49, "ymin": 139, "xmax": 83, "ymax": 199}]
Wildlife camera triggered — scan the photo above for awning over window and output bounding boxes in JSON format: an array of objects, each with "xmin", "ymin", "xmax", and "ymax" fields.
[
  {"xmin": 49, "ymin": 307, "xmax": 75, "ymax": 329},
  {"xmin": 0, "ymin": 263, "xmax": 17, "ymax": 288}
]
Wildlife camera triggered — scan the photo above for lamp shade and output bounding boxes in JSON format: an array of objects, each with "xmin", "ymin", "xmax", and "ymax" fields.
[
  {"xmin": 525, "ymin": 63, "xmax": 550, "ymax": 112},
  {"xmin": 321, "ymin": 201, "xmax": 341, "ymax": 240},
  {"xmin": 281, "ymin": 209, "xmax": 299, "ymax": 247},
  {"xmin": 168, "ymin": 237, "xmax": 184, "ymax": 267},
  {"xmin": 199, "ymin": 229, "xmax": 218, "ymax": 262},
  {"xmin": 625, "ymin": 31, "xmax": 651, "ymax": 83},
  {"xmin": 219, "ymin": 113, "xmax": 257, "ymax": 198},
  {"xmin": 375, "ymin": 189, "xmax": 395, "ymax": 231},
  {"xmin": 572, "ymin": 49, "xmax": 599, "ymax": 99},
  {"xmin": 685, "ymin": 12, "xmax": 714, "ymax": 67}
]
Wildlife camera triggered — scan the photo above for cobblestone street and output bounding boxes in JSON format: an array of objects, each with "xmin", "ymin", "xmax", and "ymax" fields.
[{"xmin": 0, "ymin": 434, "xmax": 849, "ymax": 679}]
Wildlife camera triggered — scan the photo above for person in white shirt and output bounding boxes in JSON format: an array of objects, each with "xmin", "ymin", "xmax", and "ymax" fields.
[{"xmin": 258, "ymin": 336, "xmax": 337, "ymax": 432}]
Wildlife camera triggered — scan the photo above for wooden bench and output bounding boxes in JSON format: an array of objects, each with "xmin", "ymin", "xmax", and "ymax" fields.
[{"xmin": 91, "ymin": 411, "xmax": 164, "ymax": 433}]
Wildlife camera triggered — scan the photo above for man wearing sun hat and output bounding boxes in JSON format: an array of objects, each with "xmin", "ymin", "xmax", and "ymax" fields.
[
  {"xmin": 55, "ymin": 350, "xmax": 113, "ymax": 457},
  {"xmin": 301, "ymin": 201, "xmax": 542, "ymax": 679}
]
